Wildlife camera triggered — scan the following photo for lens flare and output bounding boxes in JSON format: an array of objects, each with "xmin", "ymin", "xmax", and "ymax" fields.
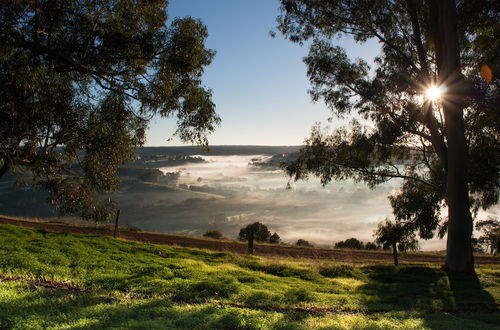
[{"xmin": 425, "ymin": 85, "xmax": 445, "ymax": 101}]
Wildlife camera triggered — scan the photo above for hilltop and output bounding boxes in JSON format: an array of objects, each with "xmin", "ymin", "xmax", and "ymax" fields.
[{"xmin": 2, "ymin": 216, "xmax": 499, "ymax": 265}]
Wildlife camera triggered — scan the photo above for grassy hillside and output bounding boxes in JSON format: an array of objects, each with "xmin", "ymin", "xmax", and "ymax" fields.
[{"xmin": 0, "ymin": 224, "xmax": 498, "ymax": 329}]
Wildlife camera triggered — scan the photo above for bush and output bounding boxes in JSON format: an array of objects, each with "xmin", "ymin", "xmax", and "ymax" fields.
[
  {"xmin": 203, "ymin": 230, "xmax": 223, "ymax": 239},
  {"xmin": 295, "ymin": 239, "xmax": 314, "ymax": 248},
  {"xmin": 335, "ymin": 238, "xmax": 364, "ymax": 250},
  {"xmin": 364, "ymin": 242, "xmax": 380, "ymax": 250},
  {"xmin": 269, "ymin": 232, "xmax": 281, "ymax": 244}
]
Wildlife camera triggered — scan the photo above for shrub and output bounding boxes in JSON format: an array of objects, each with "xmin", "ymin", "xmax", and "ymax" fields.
[
  {"xmin": 335, "ymin": 238, "xmax": 364, "ymax": 250},
  {"xmin": 269, "ymin": 232, "xmax": 281, "ymax": 244},
  {"xmin": 364, "ymin": 242, "xmax": 380, "ymax": 250},
  {"xmin": 203, "ymin": 230, "xmax": 223, "ymax": 239},
  {"xmin": 295, "ymin": 239, "xmax": 313, "ymax": 248}
]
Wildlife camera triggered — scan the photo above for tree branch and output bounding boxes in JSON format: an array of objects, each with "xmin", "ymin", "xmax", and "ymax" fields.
[{"xmin": 405, "ymin": 0, "xmax": 430, "ymax": 78}]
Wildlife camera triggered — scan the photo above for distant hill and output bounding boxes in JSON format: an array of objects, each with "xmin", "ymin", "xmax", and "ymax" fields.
[{"xmin": 136, "ymin": 145, "xmax": 301, "ymax": 157}]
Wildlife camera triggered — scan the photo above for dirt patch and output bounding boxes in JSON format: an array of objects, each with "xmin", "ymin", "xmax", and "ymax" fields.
[
  {"xmin": 0, "ymin": 275, "xmax": 83, "ymax": 292},
  {"xmin": 1, "ymin": 217, "xmax": 499, "ymax": 265}
]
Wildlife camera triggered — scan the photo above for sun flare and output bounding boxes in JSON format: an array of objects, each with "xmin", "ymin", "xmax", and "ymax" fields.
[{"xmin": 425, "ymin": 85, "xmax": 445, "ymax": 101}]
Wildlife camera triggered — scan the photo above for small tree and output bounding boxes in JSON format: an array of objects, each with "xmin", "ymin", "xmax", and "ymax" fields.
[
  {"xmin": 238, "ymin": 222, "xmax": 272, "ymax": 242},
  {"xmin": 203, "ymin": 230, "xmax": 223, "ymax": 240},
  {"xmin": 238, "ymin": 222, "xmax": 272, "ymax": 254},
  {"xmin": 295, "ymin": 239, "xmax": 314, "ymax": 248},
  {"xmin": 364, "ymin": 242, "xmax": 380, "ymax": 251},
  {"xmin": 374, "ymin": 219, "xmax": 418, "ymax": 266},
  {"xmin": 269, "ymin": 232, "xmax": 281, "ymax": 244},
  {"xmin": 475, "ymin": 217, "xmax": 500, "ymax": 255},
  {"xmin": 335, "ymin": 238, "xmax": 364, "ymax": 250}
]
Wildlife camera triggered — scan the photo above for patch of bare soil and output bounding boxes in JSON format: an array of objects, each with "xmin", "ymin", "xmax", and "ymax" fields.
[
  {"xmin": 1, "ymin": 216, "xmax": 498, "ymax": 265},
  {"xmin": 0, "ymin": 275, "xmax": 83, "ymax": 292}
]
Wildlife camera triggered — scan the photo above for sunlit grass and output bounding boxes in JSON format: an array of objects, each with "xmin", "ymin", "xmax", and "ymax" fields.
[{"xmin": 0, "ymin": 224, "xmax": 498, "ymax": 329}]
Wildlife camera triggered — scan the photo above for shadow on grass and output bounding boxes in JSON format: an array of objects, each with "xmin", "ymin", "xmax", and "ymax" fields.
[
  {"xmin": 447, "ymin": 273, "xmax": 498, "ymax": 311},
  {"xmin": 359, "ymin": 265, "xmax": 496, "ymax": 312},
  {"xmin": 0, "ymin": 284, "xmax": 278, "ymax": 329},
  {"xmin": 1, "ymin": 274, "xmax": 498, "ymax": 330}
]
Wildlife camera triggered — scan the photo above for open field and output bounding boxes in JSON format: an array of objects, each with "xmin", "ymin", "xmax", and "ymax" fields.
[
  {"xmin": 0, "ymin": 223, "xmax": 499, "ymax": 329},
  {"xmin": 1, "ymin": 216, "xmax": 499, "ymax": 265}
]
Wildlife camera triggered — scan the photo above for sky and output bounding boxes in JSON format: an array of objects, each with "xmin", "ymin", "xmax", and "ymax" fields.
[{"xmin": 146, "ymin": 0, "xmax": 380, "ymax": 146}]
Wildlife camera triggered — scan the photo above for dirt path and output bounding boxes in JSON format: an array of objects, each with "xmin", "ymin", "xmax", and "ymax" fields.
[{"xmin": 1, "ymin": 216, "xmax": 499, "ymax": 265}]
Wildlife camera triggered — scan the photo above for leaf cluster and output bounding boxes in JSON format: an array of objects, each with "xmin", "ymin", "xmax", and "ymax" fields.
[
  {"xmin": 238, "ymin": 222, "xmax": 272, "ymax": 242},
  {"xmin": 374, "ymin": 218, "xmax": 419, "ymax": 252}
]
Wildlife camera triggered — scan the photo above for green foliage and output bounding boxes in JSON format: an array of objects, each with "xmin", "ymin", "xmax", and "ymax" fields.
[
  {"xmin": 238, "ymin": 222, "xmax": 272, "ymax": 242},
  {"xmin": 203, "ymin": 230, "xmax": 224, "ymax": 240},
  {"xmin": 335, "ymin": 238, "xmax": 364, "ymax": 250},
  {"xmin": 276, "ymin": 0, "xmax": 500, "ymax": 260},
  {"xmin": 374, "ymin": 218, "xmax": 419, "ymax": 253},
  {"xmin": 0, "ymin": 0, "xmax": 219, "ymax": 220},
  {"xmin": 0, "ymin": 225, "xmax": 499, "ymax": 328},
  {"xmin": 295, "ymin": 239, "xmax": 314, "ymax": 247},
  {"xmin": 365, "ymin": 242, "xmax": 380, "ymax": 250},
  {"xmin": 475, "ymin": 217, "xmax": 500, "ymax": 255},
  {"xmin": 269, "ymin": 232, "xmax": 281, "ymax": 244}
]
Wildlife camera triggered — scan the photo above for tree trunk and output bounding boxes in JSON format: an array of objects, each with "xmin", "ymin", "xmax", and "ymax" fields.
[
  {"xmin": 113, "ymin": 209, "xmax": 121, "ymax": 238},
  {"xmin": 392, "ymin": 243, "xmax": 399, "ymax": 266},
  {"xmin": 0, "ymin": 162, "xmax": 9, "ymax": 180},
  {"xmin": 431, "ymin": 0, "xmax": 474, "ymax": 274},
  {"xmin": 248, "ymin": 231, "xmax": 254, "ymax": 255}
]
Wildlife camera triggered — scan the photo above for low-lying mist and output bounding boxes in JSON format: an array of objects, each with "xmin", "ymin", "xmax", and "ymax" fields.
[
  {"xmin": 114, "ymin": 154, "xmax": 439, "ymax": 250},
  {"xmin": 2, "ymin": 148, "xmax": 497, "ymax": 251}
]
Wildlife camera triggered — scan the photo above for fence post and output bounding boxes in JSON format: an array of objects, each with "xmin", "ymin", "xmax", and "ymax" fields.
[{"xmin": 113, "ymin": 209, "xmax": 121, "ymax": 238}]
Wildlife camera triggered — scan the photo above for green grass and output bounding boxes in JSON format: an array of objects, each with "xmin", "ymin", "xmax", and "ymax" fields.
[{"xmin": 0, "ymin": 224, "xmax": 498, "ymax": 329}]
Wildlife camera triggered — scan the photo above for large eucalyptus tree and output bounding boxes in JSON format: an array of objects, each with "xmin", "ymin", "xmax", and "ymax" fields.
[
  {"xmin": 0, "ymin": 0, "xmax": 220, "ymax": 220},
  {"xmin": 277, "ymin": 0, "xmax": 499, "ymax": 274}
]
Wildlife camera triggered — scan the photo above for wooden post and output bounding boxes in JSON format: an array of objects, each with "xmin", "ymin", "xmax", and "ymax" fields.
[
  {"xmin": 247, "ymin": 230, "xmax": 254, "ymax": 255},
  {"xmin": 113, "ymin": 209, "xmax": 120, "ymax": 238}
]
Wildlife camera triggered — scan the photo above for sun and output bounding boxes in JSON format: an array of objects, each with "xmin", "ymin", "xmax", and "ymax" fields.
[{"xmin": 425, "ymin": 85, "xmax": 445, "ymax": 101}]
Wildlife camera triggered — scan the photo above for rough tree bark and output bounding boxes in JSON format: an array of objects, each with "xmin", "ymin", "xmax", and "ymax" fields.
[
  {"xmin": 0, "ymin": 163, "xmax": 9, "ymax": 180},
  {"xmin": 431, "ymin": 0, "xmax": 474, "ymax": 274}
]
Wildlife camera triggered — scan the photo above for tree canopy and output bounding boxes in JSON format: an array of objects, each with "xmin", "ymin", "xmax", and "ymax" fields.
[
  {"xmin": 0, "ymin": 0, "xmax": 219, "ymax": 220},
  {"xmin": 203, "ymin": 230, "xmax": 224, "ymax": 240},
  {"xmin": 334, "ymin": 238, "xmax": 364, "ymax": 250},
  {"xmin": 374, "ymin": 218, "xmax": 419, "ymax": 266},
  {"xmin": 269, "ymin": 232, "xmax": 281, "ymax": 244},
  {"xmin": 475, "ymin": 217, "xmax": 500, "ymax": 255},
  {"xmin": 277, "ymin": 0, "xmax": 499, "ymax": 273},
  {"xmin": 295, "ymin": 239, "xmax": 314, "ymax": 248},
  {"xmin": 238, "ymin": 222, "xmax": 272, "ymax": 242}
]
